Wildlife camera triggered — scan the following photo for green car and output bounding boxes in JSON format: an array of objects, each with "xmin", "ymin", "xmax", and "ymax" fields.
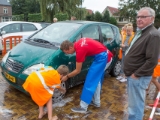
[{"xmin": 1, "ymin": 21, "xmax": 121, "ymax": 102}]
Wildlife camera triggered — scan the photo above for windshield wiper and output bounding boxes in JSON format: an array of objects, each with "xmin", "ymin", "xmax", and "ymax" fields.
[{"xmin": 33, "ymin": 38, "xmax": 55, "ymax": 46}]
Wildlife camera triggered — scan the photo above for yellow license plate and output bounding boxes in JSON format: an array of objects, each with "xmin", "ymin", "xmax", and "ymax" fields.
[{"xmin": 4, "ymin": 72, "xmax": 16, "ymax": 83}]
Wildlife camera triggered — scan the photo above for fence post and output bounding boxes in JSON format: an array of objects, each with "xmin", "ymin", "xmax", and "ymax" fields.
[{"xmin": 2, "ymin": 36, "xmax": 22, "ymax": 56}]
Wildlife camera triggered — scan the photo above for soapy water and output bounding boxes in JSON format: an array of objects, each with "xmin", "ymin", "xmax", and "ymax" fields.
[
  {"xmin": 0, "ymin": 106, "xmax": 12, "ymax": 117},
  {"xmin": 52, "ymin": 97, "xmax": 73, "ymax": 108}
]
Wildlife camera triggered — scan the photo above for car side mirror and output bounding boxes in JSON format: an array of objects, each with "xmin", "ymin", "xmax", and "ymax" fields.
[{"xmin": 1, "ymin": 31, "xmax": 6, "ymax": 35}]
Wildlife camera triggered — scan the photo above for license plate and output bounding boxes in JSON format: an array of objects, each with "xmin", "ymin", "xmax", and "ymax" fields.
[{"xmin": 4, "ymin": 72, "xmax": 16, "ymax": 83}]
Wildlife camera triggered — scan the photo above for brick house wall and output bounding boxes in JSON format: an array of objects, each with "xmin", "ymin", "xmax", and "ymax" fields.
[{"xmin": 0, "ymin": 0, "xmax": 12, "ymax": 22}]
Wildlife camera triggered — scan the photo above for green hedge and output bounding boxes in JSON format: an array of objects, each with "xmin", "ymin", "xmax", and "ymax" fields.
[
  {"xmin": 28, "ymin": 13, "xmax": 42, "ymax": 22},
  {"xmin": 12, "ymin": 14, "xmax": 24, "ymax": 21},
  {"xmin": 54, "ymin": 13, "xmax": 69, "ymax": 21},
  {"xmin": 12, "ymin": 13, "xmax": 69, "ymax": 22},
  {"xmin": 12, "ymin": 13, "xmax": 42, "ymax": 22}
]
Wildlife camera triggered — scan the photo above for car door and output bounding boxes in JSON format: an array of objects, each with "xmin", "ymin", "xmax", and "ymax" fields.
[{"xmin": 71, "ymin": 25, "xmax": 100, "ymax": 85}]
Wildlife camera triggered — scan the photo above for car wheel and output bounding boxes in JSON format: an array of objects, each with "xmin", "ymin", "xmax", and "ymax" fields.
[
  {"xmin": 52, "ymin": 81, "xmax": 68, "ymax": 103},
  {"xmin": 110, "ymin": 60, "xmax": 121, "ymax": 77}
]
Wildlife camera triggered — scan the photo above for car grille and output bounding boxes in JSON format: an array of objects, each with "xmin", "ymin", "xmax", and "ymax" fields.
[{"xmin": 5, "ymin": 58, "xmax": 24, "ymax": 73}]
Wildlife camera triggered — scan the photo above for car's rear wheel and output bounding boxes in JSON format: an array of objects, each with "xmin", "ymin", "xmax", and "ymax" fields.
[
  {"xmin": 110, "ymin": 60, "xmax": 121, "ymax": 77},
  {"xmin": 52, "ymin": 81, "xmax": 68, "ymax": 103}
]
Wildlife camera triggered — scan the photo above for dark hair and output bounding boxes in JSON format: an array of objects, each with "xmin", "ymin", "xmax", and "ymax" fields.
[{"xmin": 60, "ymin": 40, "xmax": 73, "ymax": 51}]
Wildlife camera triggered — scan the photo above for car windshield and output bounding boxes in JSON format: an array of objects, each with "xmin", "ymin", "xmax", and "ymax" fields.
[
  {"xmin": 30, "ymin": 22, "xmax": 82, "ymax": 44},
  {"xmin": 39, "ymin": 23, "xmax": 51, "ymax": 28}
]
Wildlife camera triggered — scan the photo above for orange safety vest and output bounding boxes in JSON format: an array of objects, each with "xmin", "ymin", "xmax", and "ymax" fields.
[
  {"xmin": 121, "ymin": 30, "xmax": 126, "ymax": 41},
  {"xmin": 23, "ymin": 67, "xmax": 61, "ymax": 106}
]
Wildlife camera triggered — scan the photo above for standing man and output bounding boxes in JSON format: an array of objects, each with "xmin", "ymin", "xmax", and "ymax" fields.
[
  {"xmin": 70, "ymin": 16, "xmax": 76, "ymax": 20},
  {"xmin": 124, "ymin": 7, "xmax": 160, "ymax": 120},
  {"xmin": 60, "ymin": 38, "xmax": 113, "ymax": 113}
]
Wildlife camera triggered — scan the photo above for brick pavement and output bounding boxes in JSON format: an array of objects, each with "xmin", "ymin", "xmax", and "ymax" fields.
[{"xmin": 0, "ymin": 69, "xmax": 160, "ymax": 120}]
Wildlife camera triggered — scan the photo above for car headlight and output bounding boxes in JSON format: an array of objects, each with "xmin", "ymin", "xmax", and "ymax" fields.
[
  {"xmin": 2, "ymin": 51, "xmax": 10, "ymax": 63},
  {"xmin": 23, "ymin": 63, "xmax": 44, "ymax": 75}
]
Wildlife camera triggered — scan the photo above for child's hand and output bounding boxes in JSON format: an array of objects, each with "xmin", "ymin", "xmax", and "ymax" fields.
[
  {"xmin": 120, "ymin": 44, "xmax": 125, "ymax": 47},
  {"xmin": 59, "ymin": 88, "xmax": 66, "ymax": 94}
]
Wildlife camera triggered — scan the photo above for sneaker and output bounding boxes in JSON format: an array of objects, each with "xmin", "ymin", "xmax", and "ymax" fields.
[
  {"xmin": 116, "ymin": 76, "xmax": 123, "ymax": 80},
  {"xmin": 90, "ymin": 102, "xmax": 100, "ymax": 108},
  {"xmin": 71, "ymin": 107, "xmax": 87, "ymax": 113},
  {"xmin": 120, "ymin": 78, "xmax": 127, "ymax": 82}
]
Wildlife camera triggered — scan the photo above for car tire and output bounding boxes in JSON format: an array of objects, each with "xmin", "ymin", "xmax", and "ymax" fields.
[
  {"xmin": 110, "ymin": 60, "xmax": 121, "ymax": 77},
  {"xmin": 52, "ymin": 81, "xmax": 68, "ymax": 103}
]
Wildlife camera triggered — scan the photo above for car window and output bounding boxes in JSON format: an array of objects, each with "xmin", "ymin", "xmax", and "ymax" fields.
[
  {"xmin": 30, "ymin": 23, "xmax": 82, "ymax": 44},
  {"xmin": 2, "ymin": 23, "xmax": 21, "ymax": 33},
  {"xmin": 22, "ymin": 23, "xmax": 37, "ymax": 32},
  {"xmin": 100, "ymin": 25, "xmax": 114, "ymax": 44},
  {"xmin": 81, "ymin": 25, "xmax": 99, "ymax": 41}
]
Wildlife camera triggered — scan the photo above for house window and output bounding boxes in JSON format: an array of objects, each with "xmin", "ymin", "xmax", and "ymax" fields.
[
  {"xmin": 119, "ymin": 17, "xmax": 123, "ymax": 22},
  {"xmin": 2, "ymin": 17, "xmax": 11, "ymax": 22},
  {"xmin": 3, "ymin": 8, "xmax": 8, "ymax": 14}
]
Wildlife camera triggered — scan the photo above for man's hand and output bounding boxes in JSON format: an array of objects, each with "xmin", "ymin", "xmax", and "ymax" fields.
[
  {"xmin": 131, "ymin": 74, "xmax": 138, "ymax": 80},
  {"xmin": 61, "ymin": 75, "xmax": 68, "ymax": 82}
]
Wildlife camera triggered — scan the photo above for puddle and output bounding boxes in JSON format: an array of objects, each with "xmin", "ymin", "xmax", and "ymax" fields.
[
  {"xmin": 17, "ymin": 116, "xmax": 26, "ymax": 120},
  {"xmin": 0, "ymin": 106, "xmax": 12, "ymax": 117},
  {"xmin": 64, "ymin": 114, "xmax": 80, "ymax": 119},
  {"xmin": 53, "ymin": 97, "xmax": 73, "ymax": 108}
]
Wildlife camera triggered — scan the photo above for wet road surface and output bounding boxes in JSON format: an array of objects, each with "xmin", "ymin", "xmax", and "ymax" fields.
[{"xmin": 0, "ymin": 69, "xmax": 160, "ymax": 120}]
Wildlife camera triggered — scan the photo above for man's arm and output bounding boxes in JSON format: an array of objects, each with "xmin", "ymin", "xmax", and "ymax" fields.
[
  {"xmin": 61, "ymin": 62, "xmax": 82, "ymax": 81},
  {"xmin": 134, "ymin": 35, "xmax": 160, "ymax": 77}
]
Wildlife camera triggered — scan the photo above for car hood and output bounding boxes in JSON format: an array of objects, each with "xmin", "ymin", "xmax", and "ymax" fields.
[{"xmin": 8, "ymin": 42, "xmax": 58, "ymax": 68}]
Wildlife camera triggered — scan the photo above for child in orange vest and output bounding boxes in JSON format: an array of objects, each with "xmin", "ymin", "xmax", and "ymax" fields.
[
  {"xmin": 117, "ymin": 25, "xmax": 134, "ymax": 82},
  {"xmin": 23, "ymin": 65, "xmax": 69, "ymax": 120},
  {"xmin": 147, "ymin": 57, "xmax": 160, "ymax": 93}
]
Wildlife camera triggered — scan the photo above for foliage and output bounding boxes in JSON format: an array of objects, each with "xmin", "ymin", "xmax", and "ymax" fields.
[
  {"xmin": 118, "ymin": 0, "xmax": 160, "ymax": 27},
  {"xmin": 38, "ymin": 0, "xmax": 83, "ymax": 22},
  {"xmin": 28, "ymin": 13, "xmax": 42, "ymax": 22},
  {"xmin": 86, "ymin": 13, "xmax": 94, "ymax": 21},
  {"xmin": 10, "ymin": 0, "xmax": 40, "ymax": 21},
  {"xmin": 94, "ymin": 11, "xmax": 102, "ymax": 22},
  {"xmin": 12, "ymin": 14, "xmax": 24, "ymax": 21},
  {"xmin": 73, "ymin": 8, "xmax": 87, "ymax": 20},
  {"xmin": 102, "ymin": 10, "xmax": 110, "ymax": 23},
  {"xmin": 109, "ymin": 17, "xmax": 117, "ymax": 26},
  {"xmin": 12, "ymin": 13, "xmax": 42, "ymax": 22},
  {"xmin": 54, "ymin": 13, "xmax": 69, "ymax": 21}
]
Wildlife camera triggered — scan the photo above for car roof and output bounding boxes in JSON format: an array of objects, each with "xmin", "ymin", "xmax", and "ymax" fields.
[
  {"xmin": 1, "ymin": 21, "xmax": 38, "ymax": 24},
  {"xmin": 57, "ymin": 20, "xmax": 118, "ymax": 28},
  {"xmin": 0, "ymin": 21, "xmax": 42, "ymax": 29},
  {"xmin": 0, "ymin": 21, "xmax": 41, "ymax": 26},
  {"xmin": 58, "ymin": 20, "xmax": 104, "ymax": 24}
]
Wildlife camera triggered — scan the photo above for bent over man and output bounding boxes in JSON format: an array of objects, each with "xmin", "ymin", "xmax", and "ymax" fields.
[{"xmin": 60, "ymin": 37, "xmax": 113, "ymax": 113}]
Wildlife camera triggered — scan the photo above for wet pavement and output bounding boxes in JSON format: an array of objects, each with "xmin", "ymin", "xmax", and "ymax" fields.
[{"xmin": 0, "ymin": 68, "xmax": 160, "ymax": 120}]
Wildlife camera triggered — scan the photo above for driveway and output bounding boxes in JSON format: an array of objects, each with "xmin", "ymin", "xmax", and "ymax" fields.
[{"xmin": 0, "ymin": 69, "xmax": 159, "ymax": 120}]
